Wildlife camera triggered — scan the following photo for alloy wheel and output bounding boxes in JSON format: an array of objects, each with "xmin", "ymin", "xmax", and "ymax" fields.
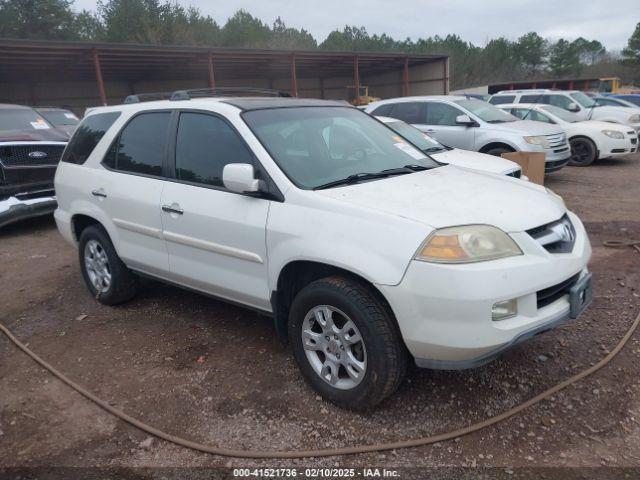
[
  {"xmin": 84, "ymin": 239, "xmax": 111, "ymax": 293},
  {"xmin": 301, "ymin": 305, "xmax": 367, "ymax": 390}
]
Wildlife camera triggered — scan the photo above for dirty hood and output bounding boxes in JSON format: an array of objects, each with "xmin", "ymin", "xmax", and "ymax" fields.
[{"xmin": 316, "ymin": 165, "xmax": 566, "ymax": 232}]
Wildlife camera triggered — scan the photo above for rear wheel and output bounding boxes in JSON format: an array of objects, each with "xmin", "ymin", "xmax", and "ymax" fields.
[
  {"xmin": 569, "ymin": 137, "xmax": 597, "ymax": 166},
  {"xmin": 289, "ymin": 276, "xmax": 407, "ymax": 409},
  {"xmin": 78, "ymin": 225, "xmax": 138, "ymax": 305}
]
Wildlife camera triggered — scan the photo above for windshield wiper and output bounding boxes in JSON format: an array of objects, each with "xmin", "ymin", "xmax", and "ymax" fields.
[
  {"xmin": 314, "ymin": 165, "xmax": 430, "ymax": 190},
  {"xmin": 423, "ymin": 147, "xmax": 445, "ymax": 153}
]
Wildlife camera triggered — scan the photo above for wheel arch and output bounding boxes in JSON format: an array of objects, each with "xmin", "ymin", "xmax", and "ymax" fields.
[
  {"xmin": 71, "ymin": 213, "xmax": 103, "ymax": 243},
  {"xmin": 568, "ymin": 134, "xmax": 600, "ymax": 158},
  {"xmin": 270, "ymin": 260, "xmax": 403, "ymax": 346},
  {"xmin": 479, "ymin": 141, "xmax": 517, "ymax": 154}
]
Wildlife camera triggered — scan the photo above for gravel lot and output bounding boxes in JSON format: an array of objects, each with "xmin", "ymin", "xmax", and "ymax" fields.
[{"xmin": 1, "ymin": 153, "xmax": 640, "ymax": 477}]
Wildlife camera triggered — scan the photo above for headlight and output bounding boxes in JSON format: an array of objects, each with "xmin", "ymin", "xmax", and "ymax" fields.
[
  {"xmin": 416, "ymin": 225, "xmax": 522, "ymax": 263},
  {"xmin": 629, "ymin": 114, "xmax": 640, "ymax": 123},
  {"xmin": 602, "ymin": 129, "xmax": 624, "ymax": 139},
  {"xmin": 523, "ymin": 135, "xmax": 550, "ymax": 148}
]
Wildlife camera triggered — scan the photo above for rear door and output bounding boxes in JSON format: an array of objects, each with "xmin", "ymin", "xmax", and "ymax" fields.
[
  {"xmin": 160, "ymin": 111, "xmax": 271, "ymax": 311},
  {"xmin": 417, "ymin": 101, "xmax": 475, "ymax": 150},
  {"xmin": 97, "ymin": 111, "xmax": 171, "ymax": 277}
]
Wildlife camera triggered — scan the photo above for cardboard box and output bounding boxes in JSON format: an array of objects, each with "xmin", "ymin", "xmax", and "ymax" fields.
[{"xmin": 501, "ymin": 152, "xmax": 546, "ymax": 185}]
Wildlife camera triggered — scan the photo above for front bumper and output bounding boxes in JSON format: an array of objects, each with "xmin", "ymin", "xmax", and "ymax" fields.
[
  {"xmin": 0, "ymin": 191, "xmax": 57, "ymax": 228},
  {"xmin": 378, "ymin": 211, "xmax": 592, "ymax": 369}
]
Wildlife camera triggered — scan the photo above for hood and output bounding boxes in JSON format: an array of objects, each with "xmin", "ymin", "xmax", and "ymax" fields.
[
  {"xmin": 564, "ymin": 119, "xmax": 636, "ymax": 134},
  {"xmin": 483, "ymin": 119, "xmax": 564, "ymax": 136},
  {"xmin": 316, "ymin": 165, "xmax": 565, "ymax": 232},
  {"xmin": 432, "ymin": 148, "xmax": 520, "ymax": 175},
  {"xmin": 0, "ymin": 128, "xmax": 69, "ymax": 143}
]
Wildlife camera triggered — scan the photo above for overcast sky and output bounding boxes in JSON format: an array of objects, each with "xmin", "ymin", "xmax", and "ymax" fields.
[{"xmin": 75, "ymin": 0, "xmax": 638, "ymax": 50}]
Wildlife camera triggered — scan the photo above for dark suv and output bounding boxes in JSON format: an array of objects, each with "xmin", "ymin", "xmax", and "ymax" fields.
[{"xmin": 0, "ymin": 104, "xmax": 68, "ymax": 227}]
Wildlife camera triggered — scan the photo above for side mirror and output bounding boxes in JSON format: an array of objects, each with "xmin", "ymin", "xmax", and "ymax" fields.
[
  {"xmin": 455, "ymin": 114, "xmax": 475, "ymax": 126},
  {"xmin": 567, "ymin": 102, "xmax": 580, "ymax": 112},
  {"xmin": 223, "ymin": 163, "xmax": 261, "ymax": 194}
]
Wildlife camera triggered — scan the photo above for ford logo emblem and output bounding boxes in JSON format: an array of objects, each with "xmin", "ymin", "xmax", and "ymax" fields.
[{"xmin": 29, "ymin": 151, "xmax": 48, "ymax": 159}]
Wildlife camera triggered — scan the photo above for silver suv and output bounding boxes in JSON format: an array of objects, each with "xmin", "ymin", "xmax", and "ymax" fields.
[{"xmin": 365, "ymin": 96, "xmax": 571, "ymax": 172}]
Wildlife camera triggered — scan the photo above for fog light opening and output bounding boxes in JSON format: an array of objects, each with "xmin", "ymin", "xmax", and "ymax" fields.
[{"xmin": 492, "ymin": 298, "xmax": 518, "ymax": 321}]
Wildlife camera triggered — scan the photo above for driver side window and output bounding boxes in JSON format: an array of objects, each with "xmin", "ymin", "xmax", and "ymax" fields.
[
  {"xmin": 548, "ymin": 95, "xmax": 575, "ymax": 111},
  {"xmin": 424, "ymin": 102, "xmax": 463, "ymax": 126}
]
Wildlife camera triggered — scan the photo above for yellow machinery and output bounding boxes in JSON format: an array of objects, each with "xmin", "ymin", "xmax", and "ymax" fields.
[
  {"xmin": 598, "ymin": 77, "xmax": 640, "ymax": 94},
  {"xmin": 346, "ymin": 86, "xmax": 380, "ymax": 106}
]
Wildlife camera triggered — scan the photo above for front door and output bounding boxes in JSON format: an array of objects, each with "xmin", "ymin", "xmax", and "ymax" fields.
[
  {"xmin": 414, "ymin": 101, "xmax": 475, "ymax": 150},
  {"xmin": 160, "ymin": 111, "xmax": 271, "ymax": 311}
]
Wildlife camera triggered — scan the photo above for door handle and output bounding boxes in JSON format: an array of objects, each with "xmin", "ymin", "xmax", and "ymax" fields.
[
  {"xmin": 91, "ymin": 189, "xmax": 107, "ymax": 198},
  {"xmin": 162, "ymin": 204, "xmax": 184, "ymax": 215}
]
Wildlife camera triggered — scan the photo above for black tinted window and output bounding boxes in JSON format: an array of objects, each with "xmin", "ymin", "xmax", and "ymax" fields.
[
  {"xmin": 61, "ymin": 112, "xmax": 120, "ymax": 164},
  {"xmin": 115, "ymin": 112, "xmax": 170, "ymax": 176},
  {"xmin": 520, "ymin": 94, "xmax": 549, "ymax": 104},
  {"xmin": 389, "ymin": 102, "xmax": 424, "ymax": 123},
  {"xmin": 489, "ymin": 95, "xmax": 515, "ymax": 105},
  {"xmin": 371, "ymin": 104, "xmax": 392, "ymax": 116},
  {"xmin": 175, "ymin": 113, "xmax": 254, "ymax": 187},
  {"xmin": 424, "ymin": 102, "xmax": 462, "ymax": 126}
]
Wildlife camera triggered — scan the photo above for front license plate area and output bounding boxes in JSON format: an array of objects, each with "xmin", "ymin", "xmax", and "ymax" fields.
[{"xmin": 569, "ymin": 272, "xmax": 593, "ymax": 318}]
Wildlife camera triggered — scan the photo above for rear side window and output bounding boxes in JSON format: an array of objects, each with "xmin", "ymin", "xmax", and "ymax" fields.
[
  {"xmin": 520, "ymin": 94, "xmax": 548, "ymax": 104},
  {"xmin": 548, "ymin": 94, "xmax": 574, "ymax": 110},
  {"xmin": 370, "ymin": 104, "xmax": 393, "ymax": 116},
  {"xmin": 175, "ymin": 112, "xmax": 254, "ymax": 188},
  {"xmin": 61, "ymin": 112, "xmax": 120, "ymax": 164},
  {"xmin": 109, "ymin": 112, "xmax": 171, "ymax": 176},
  {"xmin": 489, "ymin": 95, "xmax": 515, "ymax": 105},
  {"xmin": 389, "ymin": 102, "xmax": 424, "ymax": 124}
]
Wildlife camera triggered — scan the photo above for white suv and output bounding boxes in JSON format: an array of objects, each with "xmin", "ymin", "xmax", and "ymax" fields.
[
  {"xmin": 489, "ymin": 89, "xmax": 640, "ymax": 132},
  {"xmin": 365, "ymin": 96, "xmax": 571, "ymax": 172},
  {"xmin": 54, "ymin": 93, "xmax": 593, "ymax": 409}
]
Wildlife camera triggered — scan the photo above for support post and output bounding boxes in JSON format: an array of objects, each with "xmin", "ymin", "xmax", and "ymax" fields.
[
  {"xmin": 208, "ymin": 52, "xmax": 216, "ymax": 89},
  {"xmin": 402, "ymin": 57, "xmax": 409, "ymax": 96},
  {"xmin": 353, "ymin": 55, "xmax": 360, "ymax": 92},
  {"xmin": 320, "ymin": 77, "xmax": 325, "ymax": 99},
  {"xmin": 443, "ymin": 57, "xmax": 449, "ymax": 95},
  {"xmin": 568, "ymin": 80, "xmax": 574, "ymax": 90},
  {"xmin": 290, "ymin": 53, "xmax": 298, "ymax": 97},
  {"xmin": 92, "ymin": 48, "xmax": 107, "ymax": 106}
]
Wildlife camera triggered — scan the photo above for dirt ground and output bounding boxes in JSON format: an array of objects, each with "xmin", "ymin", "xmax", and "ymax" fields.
[{"xmin": 1, "ymin": 153, "xmax": 640, "ymax": 478}]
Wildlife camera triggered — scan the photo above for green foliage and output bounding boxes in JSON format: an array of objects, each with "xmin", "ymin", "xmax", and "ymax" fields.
[
  {"xmin": 0, "ymin": 0, "xmax": 638, "ymax": 88},
  {"xmin": 0, "ymin": 0, "xmax": 78, "ymax": 39},
  {"xmin": 622, "ymin": 22, "xmax": 640, "ymax": 65}
]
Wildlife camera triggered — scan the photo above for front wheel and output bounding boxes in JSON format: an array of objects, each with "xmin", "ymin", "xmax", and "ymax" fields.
[
  {"xmin": 484, "ymin": 147, "xmax": 513, "ymax": 157},
  {"xmin": 569, "ymin": 137, "xmax": 597, "ymax": 166},
  {"xmin": 288, "ymin": 276, "xmax": 407, "ymax": 409}
]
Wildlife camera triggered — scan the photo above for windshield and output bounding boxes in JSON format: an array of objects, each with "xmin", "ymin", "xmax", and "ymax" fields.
[
  {"xmin": 454, "ymin": 99, "xmax": 517, "ymax": 123},
  {"xmin": 37, "ymin": 109, "xmax": 79, "ymax": 126},
  {"xmin": 384, "ymin": 120, "xmax": 446, "ymax": 153},
  {"xmin": 539, "ymin": 105, "xmax": 581, "ymax": 123},
  {"xmin": 622, "ymin": 96, "xmax": 640, "ymax": 107},
  {"xmin": 0, "ymin": 108, "xmax": 53, "ymax": 131},
  {"xmin": 570, "ymin": 92, "xmax": 596, "ymax": 108},
  {"xmin": 243, "ymin": 107, "xmax": 439, "ymax": 189}
]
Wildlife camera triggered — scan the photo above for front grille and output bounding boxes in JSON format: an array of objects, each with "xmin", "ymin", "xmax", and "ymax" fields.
[
  {"xmin": 506, "ymin": 169, "xmax": 522, "ymax": 178},
  {"xmin": 630, "ymin": 138, "xmax": 637, "ymax": 144},
  {"xmin": 545, "ymin": 158, "xmax": 569, "ymax": 172},
  {"xmin": 527, "ymin": 214, "xmax": 576, "ymax": 253},
  {"xmin": 611, "ymin": 148, "xmax": 626, "ymax": 153},
  {"xmin": 545, "ymin": 133, "xmax": 567, "ymax": 148},
  {"xmin": 0, "ymin": 145, "xmax": 64, "ymax": 167},
  {"xmin": 537, "ymin": 273, "xmax": 580, "ymax": 309}
]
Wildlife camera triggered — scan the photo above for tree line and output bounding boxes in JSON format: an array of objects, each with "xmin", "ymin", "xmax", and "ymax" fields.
[{"xmin": 0, "ymin": 0, "xmax": 639, "ymax": 89}]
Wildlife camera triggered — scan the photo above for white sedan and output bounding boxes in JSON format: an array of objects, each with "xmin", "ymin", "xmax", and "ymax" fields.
[
  {"xmin": 497, "ymin": 103, "xmax": 638, "ymax": 166},
  {"xmin": 376, "ymin": 116, "xmax": 526, "ymax": 179}
]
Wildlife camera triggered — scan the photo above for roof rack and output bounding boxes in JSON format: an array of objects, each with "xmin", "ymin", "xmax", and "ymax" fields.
[{"xmin": 124, "ymin": 87, "xmax": 291, "ymax": 104}]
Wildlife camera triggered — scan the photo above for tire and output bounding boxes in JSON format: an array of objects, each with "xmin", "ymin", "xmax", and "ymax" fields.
[
  {"xmin": 569, "ymin": 137, "xmax": 597, "ymax": 166},
  {"xmin": 78, "ymin": 225, "xmax": 138, "ymax": 305},
  {"xmin": 288, "ymin": 276, "xmax": 407, "ymax": 409},
  {"xmin": 484, "ymin": 147, "xmax": 513, "ymax": 157}
]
